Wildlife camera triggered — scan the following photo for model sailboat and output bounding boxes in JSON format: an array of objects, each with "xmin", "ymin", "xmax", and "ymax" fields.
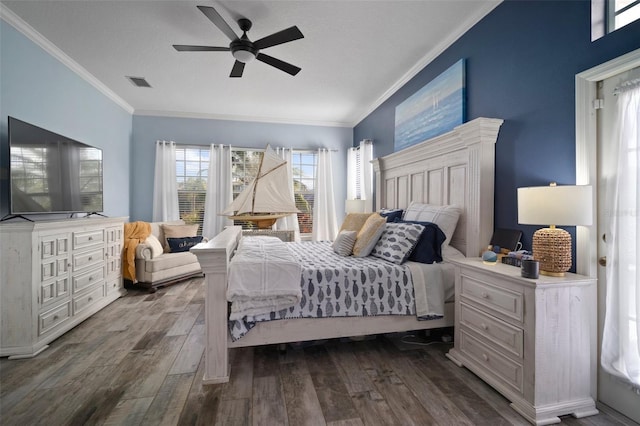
[{"xmin": 222, "ymin": 145, "xmax": 299, "ymax": 229}]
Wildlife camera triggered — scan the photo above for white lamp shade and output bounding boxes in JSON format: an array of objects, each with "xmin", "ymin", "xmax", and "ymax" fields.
[
  {"xmin": 345, "ymin": 199, "xmax": 365, "ymax": 213},
  {"xmin": 517, "ymin": 185, "xmax": 593, "ymax": 226}
]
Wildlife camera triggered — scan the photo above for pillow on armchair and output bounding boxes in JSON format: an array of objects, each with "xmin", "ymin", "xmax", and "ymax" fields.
[{"xmin": 161, "ymin": 224, "xmax": 199, "ymax": 252}]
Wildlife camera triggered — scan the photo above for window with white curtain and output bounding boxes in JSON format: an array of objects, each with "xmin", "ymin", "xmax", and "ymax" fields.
[
  {"xmin": 176, "ymin": 145, "xmax": 317, "ymax": 235},
  {"xmin": 175, "ymin": 146, "xmax": 209, "ymax": 234}
]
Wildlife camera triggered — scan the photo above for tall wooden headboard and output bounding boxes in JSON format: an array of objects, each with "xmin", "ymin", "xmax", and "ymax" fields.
[{"xmin": 372, "ymin": 117, "xmax": 503, "ymax": 258}]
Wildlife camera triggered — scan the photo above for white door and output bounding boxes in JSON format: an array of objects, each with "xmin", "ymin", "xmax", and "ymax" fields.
[{"xmin": 597, "ymin": 67, "xmax": 640, "ymax": 423}]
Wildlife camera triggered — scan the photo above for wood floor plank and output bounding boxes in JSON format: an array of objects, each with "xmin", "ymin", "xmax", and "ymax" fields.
[
  {"xmin": 215, "ymin": 398, "xmax": 251, "ymax": 426},
  {"xmin": 167, "ymin": 303, "xmax": 203, "ymax": 336},
  {"xmin": 103, "ymin": 396, "xmax": 155, "ymax": 425},
  {"xmin": 280, "ymin": 356, "xmax": 326, "ymax": 426},
  {"xmin": 223, "ymin": 347, "xmax": 254, "ymax": 400},
  {"xmin": 305, "ymin": 344, "xmax": 360, "ymax": 423},
  {"xmin": 252, "ymin": 375, "xmax": 289, "ymax": 426},
  {"xmin": 169, "ymin": 323, "xmax": 206, "ymax": 375},
  {"xmin": 326, "ymin": 342, "xmax": 375, "ymax": 394},
  {"xmin": 177, "ymin": 355, "xmax": 223, "ymax": 426},
  {"xmin": 253, "ymin": 345, "xmax": 282, "ymax": 378},
  {"xmin": 140, "ymin": 372, "xmax": 195, "ymax": 426}
]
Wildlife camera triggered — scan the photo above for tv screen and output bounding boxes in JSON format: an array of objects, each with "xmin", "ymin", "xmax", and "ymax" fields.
[{"xmin": 9, "ymin": 117, "xmax": 103, "ymax": 214}]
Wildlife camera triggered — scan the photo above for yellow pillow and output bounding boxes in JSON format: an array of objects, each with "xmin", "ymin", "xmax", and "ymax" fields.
[
  {"xmin": 352, "ymin": 213, "xmax": 386, "ymax": 257},
  {"xmin": 339, "ymin": 213, "xmax": 374, "ymax": 234},
  {"xmin": 161, "ymin": 223, "xmax": 199, "ymax": 252}
]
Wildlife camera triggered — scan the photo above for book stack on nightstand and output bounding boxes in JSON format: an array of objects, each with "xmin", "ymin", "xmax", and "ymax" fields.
[{"xmin": 445, "ymin": 258, "xmax": 598, "ymax": 425}]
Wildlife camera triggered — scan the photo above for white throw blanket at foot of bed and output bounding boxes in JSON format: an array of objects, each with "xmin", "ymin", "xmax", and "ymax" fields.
[{"xmin": 227, "ymin": 236, "xmax": 302, "ymax": 321}]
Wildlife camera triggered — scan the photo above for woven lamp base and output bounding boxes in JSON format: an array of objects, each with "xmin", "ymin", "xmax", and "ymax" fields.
[{"xmin": 532, "ymin": 227, "xmax": 571, "ymax": 277}]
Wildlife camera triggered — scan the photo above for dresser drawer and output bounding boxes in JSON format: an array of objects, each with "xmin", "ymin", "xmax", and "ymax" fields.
[
  {"xmin": 460, "ymin": 330, "xmax": 523, "ymax": 395},
  {"xmin": 460, "ymin": 274, "xmax": 524, "ymax": 323},
  {"xmin": 105, "ymin": 278, "xmax": 122, "ymax": 296},
  {"xmin": 460, "ymin": 303, "xmax": 524, "ymax": 358},
  {"xmin": 73, "ymin": 247, "xmax": 104, "ymax": 271},
  {"xmin": 73, "ymin": 229, "xmax": 104, "ymax": 249},
  {"xmin": 73, "ymin": 266, "xmax": 105, "ymax": 293},
  {"xmin": 73, "ymin": 285, "xmax": 104, "ymax": 315},
  {"xmin": 39, "ymin": 302, "xmax": 71, "ymax": 335}
]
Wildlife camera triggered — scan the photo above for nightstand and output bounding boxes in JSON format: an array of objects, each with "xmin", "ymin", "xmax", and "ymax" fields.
[
  {"xmin": 241, "ymin": 229, "xmax": 294, "ymax": 242},
  {"xmin": 445, "ymin": 258, "xmax": 597, "ymax": 425}
]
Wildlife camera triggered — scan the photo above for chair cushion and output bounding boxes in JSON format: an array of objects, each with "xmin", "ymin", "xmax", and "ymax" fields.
[{"xmin": 144, "ymin": 252, "xmax": 199, "ymax": 273}]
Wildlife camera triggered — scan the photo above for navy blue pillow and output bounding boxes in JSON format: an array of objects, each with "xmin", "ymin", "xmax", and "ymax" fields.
[
  {"xmin": 379, "ymin": 209, "xmax": 403, "ymax": 222},
  {"xmin": 394, "ymin": 218, "xmax": 446, "ymax": 263},
  {"xmin": 167, "ymin": 236, "xmax": 203, "ymax": 253}
]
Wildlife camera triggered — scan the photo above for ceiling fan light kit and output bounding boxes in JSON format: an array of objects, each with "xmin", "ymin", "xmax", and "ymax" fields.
[{"xmin": 173, "ymin": 5, "xmax": 303, "ymax": 78}]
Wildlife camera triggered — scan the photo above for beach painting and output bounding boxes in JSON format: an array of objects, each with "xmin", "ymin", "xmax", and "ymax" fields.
[{"xmin": 394, "ymin": 59, "xmax": 466, "ymax": 152}]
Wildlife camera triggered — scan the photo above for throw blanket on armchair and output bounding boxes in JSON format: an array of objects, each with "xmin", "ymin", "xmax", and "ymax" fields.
[{"xmin": 123, "ymin": 221, "xmax": 151, "ymax": 281}]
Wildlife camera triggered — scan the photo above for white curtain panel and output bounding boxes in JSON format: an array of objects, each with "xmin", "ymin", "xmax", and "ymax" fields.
[
  {"xmin": 203, "ymin": 144, "xmax": 232, "ymax": 238},
  {"xmin": 346, "ymin": 147, "xmax": 358, "ymax": 200},
  {"xmin": 359, "ymin": 139, "xmax": 374, "ymax": 213},
  {"xmin": 152, "ymin": 140, "xmax": 179, "ymax": 222},
  {"xmin": 312, "ymin": 149, "xmax": 339, "ymax": 241},
  {"xmin": 274, "ymin": 147, "xmax": 301, "ymax": 242},
  {"xmin": 601, "ymin": 82, "xmax": 640, "ymax": 388}
]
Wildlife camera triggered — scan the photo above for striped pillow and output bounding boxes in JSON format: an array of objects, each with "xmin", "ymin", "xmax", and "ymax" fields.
[
  {"xmin": 332, "ymin": 230, "xmax": 357, "ymax": 256},
  {"xmin": 402, "ymin": 202, "xmax": 461, "ymax": 246}
]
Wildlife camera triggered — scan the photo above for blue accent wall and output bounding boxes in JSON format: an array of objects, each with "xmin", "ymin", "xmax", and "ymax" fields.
[
  {"xmin": 131, "ymin": 115, "xmax": 352, "ymax": 222},
  {"xmin": 354, "ymin": 0, "xmax": 640, "ymax": 259},
  {"xmin": 0, "ymin": 20, "xmax": 132, "ymax": 219}
]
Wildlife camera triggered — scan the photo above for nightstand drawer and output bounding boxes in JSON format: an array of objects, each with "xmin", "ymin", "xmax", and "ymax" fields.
[
  {"xmin": 460, "ymin": 274, "xmax": 524, "ymax": 323},
  {"xmin": 460, "ymin": 330, "xmax": 523, "ymax": 395},
  {"xmin": 460, "ymin": 303, "xmax": 523, "ymax": 358}
]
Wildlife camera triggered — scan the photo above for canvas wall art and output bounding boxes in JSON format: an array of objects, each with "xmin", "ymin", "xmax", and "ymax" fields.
[{"xmin": 394, "ymin": 59, "xmax": 466, "ymax": 152}]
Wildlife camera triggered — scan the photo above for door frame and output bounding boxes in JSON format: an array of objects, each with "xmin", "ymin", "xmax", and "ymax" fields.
[{"xmin": 575, "ymin": 47, "xmax": 640, "ymax": 404}]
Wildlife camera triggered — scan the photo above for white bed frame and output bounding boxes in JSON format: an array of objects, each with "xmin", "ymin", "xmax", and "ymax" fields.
[{"xmin": 192, "ymin": 117, "xmax": 503, "ymax": 384}]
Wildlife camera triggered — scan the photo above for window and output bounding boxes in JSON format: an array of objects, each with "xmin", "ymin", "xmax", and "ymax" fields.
[
  {"xmin": 290, "ymin": 151, "xmax": 317, "ymax": 234},
  {"xmin": 593, "ymin": 0, "xmax": 640, "ymax": 40},
  {"xmin": 608, "ymin": 0, "xmax": 640, "ymax": 31},
  {"xmin": 175, "ymin": 146, "xmax": 209, "ymax": 234}
]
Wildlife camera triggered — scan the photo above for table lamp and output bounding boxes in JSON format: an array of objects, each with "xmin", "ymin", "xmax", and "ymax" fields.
[
  {"xmin": 517, "ymin": 183, "xmax": 592, "ymax": 276},
  {"xmin": 345, "ymin": 199, "xmax": 365, "ymax": 214}
]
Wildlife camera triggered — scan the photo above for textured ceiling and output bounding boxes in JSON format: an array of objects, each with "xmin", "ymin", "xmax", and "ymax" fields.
[{"xmin": 1, "ymin": 0, "xmax": 501, "ymax": 126}]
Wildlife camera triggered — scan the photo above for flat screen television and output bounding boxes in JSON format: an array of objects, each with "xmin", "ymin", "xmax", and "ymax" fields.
[{"xmin": 8, "ymin": 117, "xmax": 103, "ymax": 215}]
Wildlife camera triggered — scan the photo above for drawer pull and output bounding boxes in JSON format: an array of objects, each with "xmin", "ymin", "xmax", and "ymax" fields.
[
  {"xmin": 481, "ymin": 323, "xmax": 488, "ymax": 330},
  {"xmin": 482, "ymin": 353, "xmax": 489, "ymax": 362},
  {"xmin": 53, "ymin": 315, "xmax": 59, "ymax": 320},
  {"xmin": 481, "ymin": 292, "xmax": 489, "ymax": 299},
  {"xmin": 89, "ymin": 236, "xmax": 93, "ymax": 241},
  {"xmin": 88, "ymin": 257, "xmax": 93, "ymax": 261},
  {"xmin": 88, "ymin": 297, "xmax": 93, "ymax": 302}
]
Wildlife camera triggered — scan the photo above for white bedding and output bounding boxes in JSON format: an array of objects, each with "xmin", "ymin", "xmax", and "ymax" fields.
[{"xmin": 227, "ymin": 237, "xmax": 302, "ymax": 321}]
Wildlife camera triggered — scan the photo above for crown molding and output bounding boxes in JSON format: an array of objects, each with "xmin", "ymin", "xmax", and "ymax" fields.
[
  {"xmin": 133, "ymin": 109, "xmax": 352, "ymax": 128},
  {"xmin": 1, "ymin": 4, "xmax": 134, "ymax": 114},
  {"xmin": 350, "ymin": 0, "xmax": 502, "ymax": 127}
]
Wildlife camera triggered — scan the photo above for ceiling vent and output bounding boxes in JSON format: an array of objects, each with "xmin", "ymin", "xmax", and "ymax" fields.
[{"xmin": 126, "ymin": 76, "xmax": 152, "ymax": 88}]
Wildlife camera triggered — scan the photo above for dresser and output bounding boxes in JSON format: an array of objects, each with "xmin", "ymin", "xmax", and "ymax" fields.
[
  {"xmin": 0, "ymin": 217, "xmax": 127, "ymax": 358},
  {"xmin": 445, "ymin": 258, "xmax": 598, "ymax": 425}
]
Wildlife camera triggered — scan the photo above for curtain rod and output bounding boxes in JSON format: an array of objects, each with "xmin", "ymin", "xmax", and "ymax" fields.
[{"xmin": 614, "ymin": 77, "xmax": 640, "ymax": 96}]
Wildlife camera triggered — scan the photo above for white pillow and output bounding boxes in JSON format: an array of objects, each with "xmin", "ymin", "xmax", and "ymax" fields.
[
  {"xmin": 332, "ymin": 230, "xmax": 357, "ymax": 256},
  {"xmin": 402, "ymin": 202, "xmax": 461, "ymax": 246},
  {"xmin": 144, "ymin": 234, "xmax": 164, "ymax": 258}
]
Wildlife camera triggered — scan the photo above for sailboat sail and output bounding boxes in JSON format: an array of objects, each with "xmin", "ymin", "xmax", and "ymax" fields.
[{"xmin": 222, "ymin": 145, "xmax": 299, "ymax": 216}]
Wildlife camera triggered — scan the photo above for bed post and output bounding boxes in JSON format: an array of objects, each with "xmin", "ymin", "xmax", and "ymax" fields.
[{"xmin": 191, "ymin": 226, "xmax": 242, "ymax": 384}]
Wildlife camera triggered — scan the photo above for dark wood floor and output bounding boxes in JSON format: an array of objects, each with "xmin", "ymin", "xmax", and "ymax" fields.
[{"xmin": 1, "ymin": 278, "xmax": 637, "ymax": 426}]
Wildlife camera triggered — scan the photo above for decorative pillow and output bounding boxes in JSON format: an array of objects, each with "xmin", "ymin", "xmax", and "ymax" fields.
[
  {"xmin": 339, "ymin": 213, "xmax": 374, "ymax": 234},
  {"xmin": 371, "ymin": 222, "xmax": 425, "ymax": 264},
  {"xmin": 402, "ymin": 202, "xmax": 461, "ymax": 246},
  {"xmin": 161, "ymin": 223, "xmax": 199, "ymax": 252},
  {"xmin": 394, "ymin": 219, "xmax": 446, "ymax": 264},
  {"xmin": 379, "ymin": 208, "xmax": 403, "ymax": 223},
  {"xmin": 167, "ymin": 236, "xmax": 204, "ymax": 253},
  {"xmin": 352, "ymin": 213, "xmax": 386, "ymax": 257},
  {"xmin": 332, "ymin": 230, "xmax": 357, "ymax": 256},
  {"xmin": 144, "ymin": 234, "xmax": 164, "ymax": 258}
]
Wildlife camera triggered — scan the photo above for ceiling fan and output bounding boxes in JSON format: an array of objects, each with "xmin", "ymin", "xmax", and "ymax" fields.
[{"xmin": 173, "ymin": 5, "xmax": 304, "ymax": 78}]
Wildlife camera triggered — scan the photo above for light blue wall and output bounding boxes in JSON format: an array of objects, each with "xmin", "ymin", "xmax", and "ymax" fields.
[
  {"xmin": 0, "ymin": 20, "xmax": 132, "ymax": 219},
  {"xmin": 131, "ymin": 115, "xmax": 352, "ymax": 222}
]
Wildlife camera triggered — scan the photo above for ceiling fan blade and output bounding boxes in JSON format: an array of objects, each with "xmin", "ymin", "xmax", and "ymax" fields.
[
  {"xmin": 173, "ymin": 45, "xmax": 230, "ymax": 52},
  {"xmin": 230, "ymin": 60, "xmax": 245, "ymax": 78},
  {"xmin": 256, "ymin": 53, "xmax": 301, "ymax": 76},
  {"xmin": 197, "ymin": 5, "xmax": 238, "ymax": 41},
  {"xmin": 253, "ymin": 26, "xmax": 304, "ymax": 50}
]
